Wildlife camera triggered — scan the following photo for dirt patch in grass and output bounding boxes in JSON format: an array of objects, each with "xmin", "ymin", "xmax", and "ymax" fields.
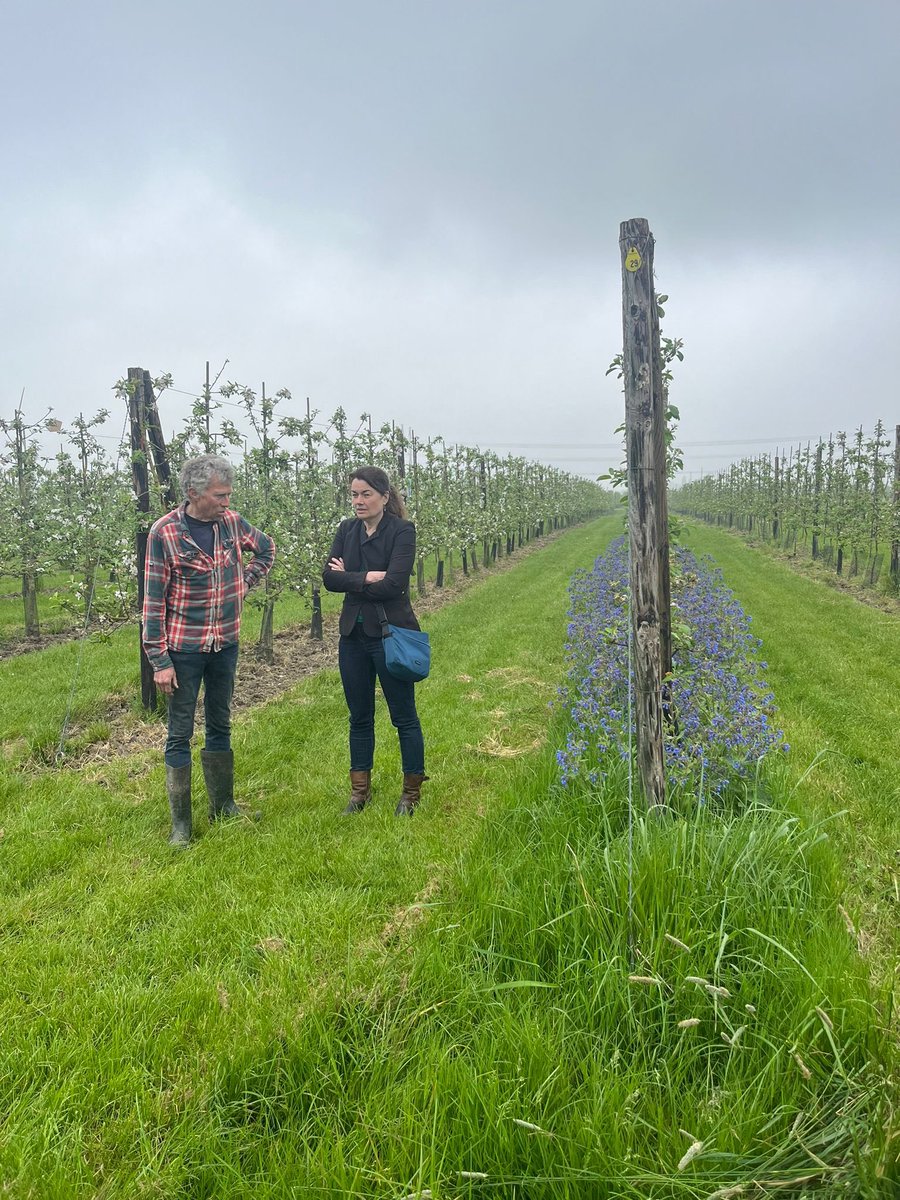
[
  {"xmin": 0, "ymin": 627, "xmax": 87, "ymax": 661},
  {"xmin": 378, "ymin": 873, "xmax": 442, "ymax": 949}
]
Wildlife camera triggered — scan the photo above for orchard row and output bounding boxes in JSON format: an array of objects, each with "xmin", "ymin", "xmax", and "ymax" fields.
[
  {"xmin": 673, "ymin": 421, "xmax": 900, "ymax": 588},
  {"xmin": 0, "ymin": 381, "xmax": 614, "ymax": 642}
]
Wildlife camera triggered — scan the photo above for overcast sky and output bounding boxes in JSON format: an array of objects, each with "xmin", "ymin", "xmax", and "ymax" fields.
[{"xmin": 3, "ymin": 0, "xmax": 898, "ymax": 482}]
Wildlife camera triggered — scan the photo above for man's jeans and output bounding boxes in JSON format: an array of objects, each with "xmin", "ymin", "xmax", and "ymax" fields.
[
  {"xmin": 338, "ymin": 628, "xmax": 425, "ymax": 774},
  {"xmin": 165, "ymin": 644, "xmax": 239, "ymax": 767}
]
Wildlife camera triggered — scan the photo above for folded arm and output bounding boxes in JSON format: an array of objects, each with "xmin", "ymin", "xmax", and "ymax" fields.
[
  {"xmin": 322, "ymin": 524, "xmax": 368, "ymax": 593},
  {"xmin": 361, "ymin": 524, "xmax": 415, "ymax": 600}
]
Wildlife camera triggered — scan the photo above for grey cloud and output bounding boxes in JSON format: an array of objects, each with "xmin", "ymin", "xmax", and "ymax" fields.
[{"xmin": 2, "ymin": 0, "xmax": 898, "ymax": 480}]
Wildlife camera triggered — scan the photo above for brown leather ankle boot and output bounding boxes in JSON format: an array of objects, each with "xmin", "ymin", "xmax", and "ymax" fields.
[
  {"xmin": 395, "ymin": 772, "xmax": 429, "ymax": 816},
  {"xmin": 344, "ymin": 770, "xmax": 371, "ymax": 814}
]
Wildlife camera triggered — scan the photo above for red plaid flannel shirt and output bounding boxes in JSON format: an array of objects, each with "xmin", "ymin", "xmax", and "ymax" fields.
[{"xmin": 142, "ymin": 505, "xmax": 275, "ymax": 671}]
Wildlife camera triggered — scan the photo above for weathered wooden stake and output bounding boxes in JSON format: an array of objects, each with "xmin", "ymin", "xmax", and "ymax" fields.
[
  {"xmin": 891, "ymin": 425, "xmax": 900, "ymax": 586},
  {"xmin": 11, "ymin": 411, "xmax": 41, "ymax": 638},
  {"xmin": 143, "ymin": 371, "xmax": 178, "ymax": 510},
  {"xmin": 620, "ymin": 218, "xmax": 668, "ymax": 809},
  {"xmin": 811, "ymin": 442, "xmax": 823, "ymax": 559},
  {"xmin": 128, "ymin": 368, "xmax": 157, "ymax": 710},
  {"xmin": 306, "ymin": 396, "xmax": 324, "ymax": 640}
]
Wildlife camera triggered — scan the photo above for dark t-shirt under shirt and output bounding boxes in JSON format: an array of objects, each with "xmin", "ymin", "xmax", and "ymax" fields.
[{"xmin": 185, "ymin": 512, "xmax": 217, "ymax": 557}]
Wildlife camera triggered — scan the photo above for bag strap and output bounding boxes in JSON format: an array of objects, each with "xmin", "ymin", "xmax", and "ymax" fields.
[{"xmin": 375, "ymin": 602, "xmax": 392, "ymax": 638}]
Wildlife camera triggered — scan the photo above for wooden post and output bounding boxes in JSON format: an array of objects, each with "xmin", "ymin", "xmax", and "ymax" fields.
[
  {"xmin": 306, "ymin": 397, "xmax": 324, "ymax": 640},
  {"xmin": 128, "ymin": 368, "xmax": 157, "ymax": 710},
  {"xmin": 479, "ymin": 456, "xmax": 489, "ymax": 568},
  {"xmin": 257, "ymin": 382, "xmax": 276, "ymax": 664},
  {"xmin": 142, "ymin": 371, "xmax": 177, "ymax": 510},
  {"xmin": 647, "ymin": 303, "xmax": 672, "ymax": 680},
  {"xmin": 891, "ymin": 425, "xmax": 900, "ymax": 587},
  {"xmin": 436, "ymin": 447, "xmax": 447, "ymax": 587},
  {"xmin": 203, "ymin": 361, "xmax": 211, "ymax": 451},
  {"xmin": 11, "ymin": 413, "xmax": 41, "ymax": 638},
  {"xmin": 620, "ymin": 218, "xmax": 667, "ymax": 809},
  {"xmin": 411, "ymin": 431, "xmax": 426, "ymax": 597},
  {"xmin": 811, "ymin": 441, "xmax": 823, "ymax": 559},
  {"xmin": 619, "ymin": 220, "xmax": 672, "ymax": 811}
]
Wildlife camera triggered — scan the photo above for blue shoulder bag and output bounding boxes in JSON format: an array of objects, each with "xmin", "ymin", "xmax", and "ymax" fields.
[{"xmin": 376, "ymin": 604, "xmax": 431, "ymax": 682}]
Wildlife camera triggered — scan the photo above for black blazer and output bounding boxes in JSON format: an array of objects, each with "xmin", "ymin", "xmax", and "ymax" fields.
[{"xmin": 322, "ymin": 514, "xmax": 421, "ymax": 637}]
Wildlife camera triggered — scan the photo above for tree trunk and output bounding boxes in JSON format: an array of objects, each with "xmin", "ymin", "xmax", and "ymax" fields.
[
  {"xmin": 257, "ymin": 596, "xmax": 275, "ymax": 663},
  {"xmin": 310, "ymin": 585, "xmax": 323, "ymax": 640},
  {"xmin": 22, "ymin": 571, "xmax": 40, "ymax": 638}
]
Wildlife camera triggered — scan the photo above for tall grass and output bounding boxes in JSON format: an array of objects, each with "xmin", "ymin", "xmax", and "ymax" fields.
[
  {"xmin": 682, "ymin": 521, "xmax": 900, "ymax": 982},
  {"xmin": 0, "ymin": 516, "xmax": 895, "ymax": 1196}
]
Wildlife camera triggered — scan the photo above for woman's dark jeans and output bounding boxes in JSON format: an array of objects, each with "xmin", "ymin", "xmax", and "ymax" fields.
[
  {"xmin": 165, "ymin": 643, "xmax": 239, "ymax": 767},
  {"xmin": 338, "ymin": 627, "xmax": 425, "ymax": 774}
]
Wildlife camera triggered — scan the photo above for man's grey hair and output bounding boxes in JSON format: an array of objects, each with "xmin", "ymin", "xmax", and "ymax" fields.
[{"xmin": 179, "ymin": 455, "xmax": 234, "ymax": 498}]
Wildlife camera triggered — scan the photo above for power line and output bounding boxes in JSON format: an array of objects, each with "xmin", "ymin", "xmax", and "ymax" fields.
[{"xmin": 479, "ymin": 436, "xmax": 822, "ymax": 450}]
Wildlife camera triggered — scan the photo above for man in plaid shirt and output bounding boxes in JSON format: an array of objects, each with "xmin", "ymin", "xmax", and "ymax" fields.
[{"xmin": 143, "ymin": 454, "xmax": 275, "ymax": 847}]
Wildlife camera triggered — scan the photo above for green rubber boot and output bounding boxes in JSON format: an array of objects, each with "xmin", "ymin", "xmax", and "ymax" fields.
[
  {"xmin": 201, "ymin": 749, "xmax": 242, "ymax": 821},
  {"xmin": 201, "ymin": 749, "xmax": 262, "ymax": 823},
  {"xmin": 166, "ymin": 763, "xmax": 193, "ymax": 847}
]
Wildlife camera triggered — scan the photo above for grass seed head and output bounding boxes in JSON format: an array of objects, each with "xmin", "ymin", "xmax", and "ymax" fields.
[
  {"xmin": 665, "ymin": 932, "xmax": 692, "ymax": 952},
  {"xmin": 793, "ymin": 1051, "xmax": 812, "ymax": 1080},
  {"xmin": 837, "ymin": 903, "xmax": 856, "ymax": 937},
  {"xmin": 678, "ymin": 1018, "xmax": 702, "ymax": 1029},
  {"xmin": 814, "ymin": 1005, "xmax": 833, "ymax": 1030},
  {"xmin": 705, "ymin": 984, "xmax": 731, "ymax": 998},
  {"xmin": 512, "ymin": 1118, "xmax": 554, "ymax": 1138},
  {"xmin": 677, "ymin": 1139, "xmax": 705, "ymax": 1170}
]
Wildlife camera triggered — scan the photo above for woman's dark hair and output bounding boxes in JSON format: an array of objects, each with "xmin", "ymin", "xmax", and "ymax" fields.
[{"xmin": 349, "ymin": 465, "xmax": 408, "ymax": 519}]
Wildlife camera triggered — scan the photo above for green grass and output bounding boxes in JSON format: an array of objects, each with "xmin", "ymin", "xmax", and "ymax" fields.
[
  {"xmin": 0, "ymin": 550, "xmax": 458, "ymax": 761},
  {"xmin": 0, "ymin": 516, "xmax": 896, "ymax": 1196},
  {"xmin": 0, "ymin": 586, "xmax": 342, "ymax": 763},
  {"xmin": 682, "ymin": 521, "xmax": 900, "ymax": 978},
  {"xmin": 0, "ymin": 571, "xmax": 83, "ymax": 637}
]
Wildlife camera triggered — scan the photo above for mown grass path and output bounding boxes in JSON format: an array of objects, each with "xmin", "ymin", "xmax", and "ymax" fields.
[
  {"xmin": 684, "ymin": 522, "xmax": 900, "ymax": 978},
  {"xmin": 0, "ymin": 517, "xmax": 621, "ymax": 1197}
]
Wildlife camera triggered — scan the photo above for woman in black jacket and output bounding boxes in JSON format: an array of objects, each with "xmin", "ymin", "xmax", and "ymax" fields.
[{"xmin": 322, "ymin": 466, "xmax": 427, "ymax": 816}]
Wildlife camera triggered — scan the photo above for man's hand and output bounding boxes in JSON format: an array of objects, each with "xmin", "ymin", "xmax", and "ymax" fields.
[
  {"xmin": 327, "ymin": 557, "xmax": 346, "ymax": 572},
  {"xmin": 365, "ymin": 570, "xmax": 386, "ymax": 583},
  {"xmin": 154, "ymin": 667, "xmax": 178, "ymax": 696}
]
